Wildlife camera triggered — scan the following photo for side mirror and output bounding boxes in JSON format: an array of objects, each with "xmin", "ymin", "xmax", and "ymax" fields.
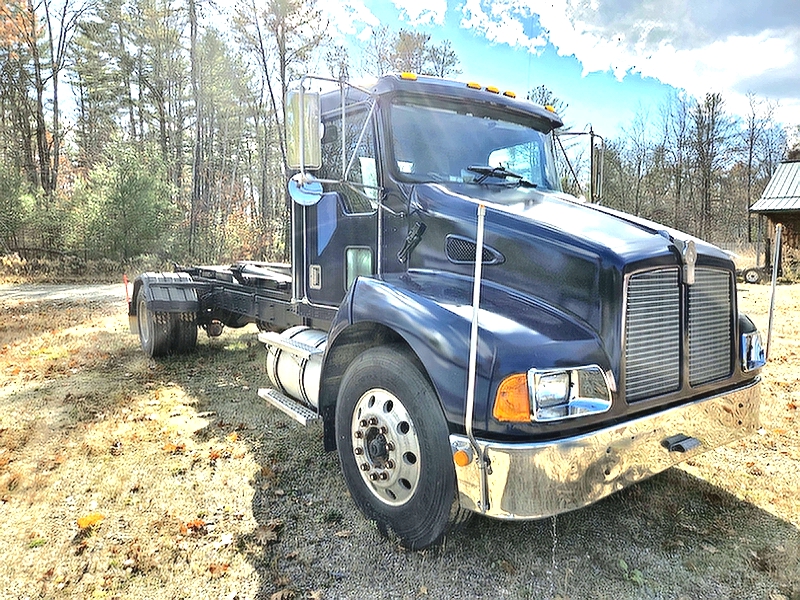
[
  {"xmin": 287, "ymin": 173, "xmax": 323, "ymax": 206},
  {"xmin": 286, "ymin": 89, "xmax": 322, "ymax": 170}
]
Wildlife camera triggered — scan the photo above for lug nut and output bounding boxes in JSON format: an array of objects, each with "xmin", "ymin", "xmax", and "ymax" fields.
[
  {"xmin": 354, "ymin": 447, "xmax": 364, "ymax": 455},
  {"xmin": 354, "ymin": 430, "xmax": 363, "ymax": 439},
  {"xmin": 369, "ymin": 472, "xmax": 379, "ymax": 481},
  {"xmin": 359, "ymin": 419, "xmax": 368, "ymax": 428},
  {"xmin": 368, "ymin": 417, "xmax": 378, "ymax": 426},
  {"xmin": 380, "ymin": 426, "xmax": 388, "ymax": 434},
  {"xmin": 360, "ymin": 463, "xmax": 370, "ymax": 471},
  {"xmin": 386, "ymin": 442, "xmax": 395, "ymax": 452},
  {"xmin": 386, "ymin": 459, "xmax": 395, "ymax": 469},
  {"xmin": 379, "ymin": 472, "xmax": 389, "ymax": 481}
]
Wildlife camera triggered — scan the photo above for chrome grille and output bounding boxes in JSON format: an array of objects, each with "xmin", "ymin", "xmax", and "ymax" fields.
[
  {"xmin": 625, "ymin": 267, "xmax": 734, "ymax": 403},
  {"xmin": 689, "ymin": 269, "xmax": 733, "ymax": 385},
  {"xmin": 625, "ymin": 269, "xmax": 681, "ymax": 402}
]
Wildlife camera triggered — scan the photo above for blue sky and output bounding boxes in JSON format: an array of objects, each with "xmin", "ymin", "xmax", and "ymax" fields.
[{"xmin": 319, "ymin": 0, "xmax": 800, "ymax": 143}]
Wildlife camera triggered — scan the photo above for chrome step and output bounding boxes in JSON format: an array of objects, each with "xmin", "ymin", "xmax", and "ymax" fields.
[
  {"xmin": 258, "ymin": 331, "xmax": 323, "ymax": 361},
  {"xmin": 258, "ymin": 387, "xmax": 320, "ymax": 426}
]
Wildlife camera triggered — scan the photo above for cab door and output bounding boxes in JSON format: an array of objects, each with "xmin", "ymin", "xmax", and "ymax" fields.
[{"xmin": 305, "ymin": 106, "xmax": 379, "ymax": 307}]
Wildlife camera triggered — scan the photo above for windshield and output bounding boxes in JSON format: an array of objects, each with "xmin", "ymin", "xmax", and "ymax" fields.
[{"xmin": 389, "ymin": 98, "xmax": 561, "ymax": 192}]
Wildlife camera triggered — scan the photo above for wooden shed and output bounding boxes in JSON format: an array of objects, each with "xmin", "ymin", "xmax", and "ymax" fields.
[{"xmin": 749, "ymin": 158, "xmax": 800, "ymax": 278}]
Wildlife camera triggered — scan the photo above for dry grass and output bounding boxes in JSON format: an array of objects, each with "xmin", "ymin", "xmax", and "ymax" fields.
[{"xmin": 0, "ymin": 283, "xmax": 798, "ymax": 600}]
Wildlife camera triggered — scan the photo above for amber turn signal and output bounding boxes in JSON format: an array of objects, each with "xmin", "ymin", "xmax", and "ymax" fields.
[
  {"xmin": 493, "ymin": 373, "xmax": 531, "ymax": 422},
  {"xmin": 453, "ymin": 449, "xmax": 471, "ymax": 467}
]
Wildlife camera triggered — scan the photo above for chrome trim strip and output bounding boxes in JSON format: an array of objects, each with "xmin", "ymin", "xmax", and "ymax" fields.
[{"xmin": 451, "ymin": 378, "xmax": 759, "ymax": 520}]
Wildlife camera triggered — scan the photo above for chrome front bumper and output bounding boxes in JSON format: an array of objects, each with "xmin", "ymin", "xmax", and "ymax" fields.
[{"xmin": 451, "ymin": 378, "xmax": 760, "ymax": 519}]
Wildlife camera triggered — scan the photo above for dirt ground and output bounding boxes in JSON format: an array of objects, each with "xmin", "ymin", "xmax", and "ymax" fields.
[{"xmin": 0, "ymin": 281, "xmax": 798, "ymax": 600}]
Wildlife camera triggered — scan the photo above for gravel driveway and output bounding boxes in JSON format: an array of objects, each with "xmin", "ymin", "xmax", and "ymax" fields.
[{"xmin": 0, "ymin": 282, "xmax": 129, "ymax": 303}]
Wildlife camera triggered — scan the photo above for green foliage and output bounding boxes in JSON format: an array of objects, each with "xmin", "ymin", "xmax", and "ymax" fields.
[
  {"xmin": 0, "ymin": 163, "xmax": 25, "ymax": 251},
  {"xmin": 618, "ymin": 558, "xmax": 645, "ymax": 586},
  {"xmin": 69, "ymin": 144, "xmax": 175, "ymax": 261}
]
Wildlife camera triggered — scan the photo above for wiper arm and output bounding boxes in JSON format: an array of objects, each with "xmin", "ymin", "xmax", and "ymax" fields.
[{"xmin": 466, "ymin": 165, "xmax": 537, "ymax": 188}]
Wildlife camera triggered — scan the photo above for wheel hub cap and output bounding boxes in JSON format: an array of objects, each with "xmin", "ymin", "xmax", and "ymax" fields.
[{"xmin": 351, "ymin": 389, "xmax": 421, "ymax": 506}]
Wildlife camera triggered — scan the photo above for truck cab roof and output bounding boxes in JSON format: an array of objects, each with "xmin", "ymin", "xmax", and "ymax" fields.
[{"xmin": 318, "ymin": 73, "xmax": 564, "ymax": 133}]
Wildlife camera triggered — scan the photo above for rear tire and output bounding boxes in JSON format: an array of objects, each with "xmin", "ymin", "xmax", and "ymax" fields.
[
  {"xmin": 335, "ymin": 345, "xmax": 470, "ymax": 549},
  {"xmin": 743, "ymin": 268, "xmax": 762, "ymax": 284},
  {"xmin": 136, "ymin": 287, "xmax": 171, "ymax": 357},
  {"xmin": 172, "ymin": 312, "xmax": 198, "ymax": 354}
]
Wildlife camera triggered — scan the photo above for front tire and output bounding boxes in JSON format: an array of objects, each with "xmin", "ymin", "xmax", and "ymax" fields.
[{"xmin": 335, "ymin": 345, "xmax": 469, "ymax": 549}]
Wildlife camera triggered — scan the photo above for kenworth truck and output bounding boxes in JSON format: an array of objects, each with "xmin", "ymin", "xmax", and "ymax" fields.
[{"xmin": 130, "ymin": 73, "xmax": 767, "ymax": 550}]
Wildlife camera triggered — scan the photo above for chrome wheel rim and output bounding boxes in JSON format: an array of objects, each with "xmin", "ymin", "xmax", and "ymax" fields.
[
  {"xmin": 351, "ymin": 388, "xmax": 421, "ymax": 506},
  {"xmin": 138, "ymin": 296, "xmax": 151, "ymax": 347}
]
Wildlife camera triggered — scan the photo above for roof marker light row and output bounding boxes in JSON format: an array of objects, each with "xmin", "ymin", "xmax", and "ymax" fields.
[{"xmin": 399, "ymin": 72, "xmax": 518, "ymax": 99}]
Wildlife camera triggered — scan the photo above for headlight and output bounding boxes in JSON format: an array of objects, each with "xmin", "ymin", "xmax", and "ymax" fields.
[
  {"xmin": 530, "ymin": 366, "xmax": 612, "ymax": 423},
  {"xmin": 534, "ymin": 372, "xmax": 570, "ymax": 408},
  {"xmin": 491, "ymin": 366, "xmax": 614, "ymax": 424},
  {"xmin": 741, "ymin": 330, "xmax": 766, "ymax": 372}
]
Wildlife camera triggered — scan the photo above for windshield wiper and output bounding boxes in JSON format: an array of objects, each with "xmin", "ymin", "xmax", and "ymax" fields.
[{"xmin": 466, "ymin": 165, "xmax": 537, "ymax": 188}]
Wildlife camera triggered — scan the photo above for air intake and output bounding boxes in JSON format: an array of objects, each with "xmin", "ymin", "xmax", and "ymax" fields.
[{"xmin": 445, "ymin": 235, "xmax": 504, "ymax": 265}]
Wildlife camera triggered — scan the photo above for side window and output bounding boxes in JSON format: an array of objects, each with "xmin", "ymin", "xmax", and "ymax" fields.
[
  {"xmin": 318, "ymin": 109, "xmax": 377, "ymax": 214},
  {"xmin": 345, "ymin": 247, "xmax": 373, "ymax": 289}
]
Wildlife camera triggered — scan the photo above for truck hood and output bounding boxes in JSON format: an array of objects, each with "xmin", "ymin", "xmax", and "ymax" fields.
[
  {"xmin": 408, "ymin": 182, "xmax": 730, "ymax": 267},
  {"xmin": 405, "ymin": 182, "xmax": 735, "ymax": 348}
]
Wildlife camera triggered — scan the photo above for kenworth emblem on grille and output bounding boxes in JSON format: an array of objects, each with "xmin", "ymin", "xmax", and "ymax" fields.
[{"xmin": 674, "ymin": 238, "xmax": 698, "ymax": 285}]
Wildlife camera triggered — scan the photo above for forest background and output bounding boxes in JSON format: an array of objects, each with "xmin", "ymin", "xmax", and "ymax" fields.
[{"xmin": 1, "ymin": 0, "xmax": 799, "ymax": 278}]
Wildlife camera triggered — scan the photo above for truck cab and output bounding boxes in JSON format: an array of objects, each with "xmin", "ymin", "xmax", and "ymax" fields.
[{"xmin": 131, "ymin": 73, "xmax": 766, "ymax": 550}]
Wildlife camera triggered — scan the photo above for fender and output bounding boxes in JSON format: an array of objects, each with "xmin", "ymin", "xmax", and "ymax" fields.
[
  {"xmin": 129, "ymin": 272, "xmax": 199, "ymax": 333},
  {"xmin": 322, "ymin": 270, "xmax": 612, "ymax": 441}
]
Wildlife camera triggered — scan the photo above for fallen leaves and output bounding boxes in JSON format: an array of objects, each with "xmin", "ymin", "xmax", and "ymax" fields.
[
  {"xmin": 208, "ymin": 562, "xmax": 230, "ymax": 578},
  {"xmin": 77, "ymin": 512, "xmax": 105, "ymax": 530},
  {"xmin": 163, "ymin": 441, "xmax": 186, "ymax": 454},
  {"xmin": 254, "ymin": 519, "xmax": 283, "ymax": 546},
  {"xmin": 180, "ymin": 518, "xmax": 208, "ymax": 536}
]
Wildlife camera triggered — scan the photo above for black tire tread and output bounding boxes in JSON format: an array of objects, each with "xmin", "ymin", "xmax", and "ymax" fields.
[{"xmin": 335, "ymin": 344, "xmax": 471, "ymax": 550}]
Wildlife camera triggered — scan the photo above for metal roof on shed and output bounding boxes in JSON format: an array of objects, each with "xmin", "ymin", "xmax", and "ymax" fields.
[{"xmin": 750, "ymin": 160, "xmax": 800, "ymax": 212}]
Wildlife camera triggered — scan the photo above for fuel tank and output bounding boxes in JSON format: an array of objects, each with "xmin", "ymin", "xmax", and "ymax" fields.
[{"xmin": 265, "ymin": 326, "xmax": 327, "ymax": 408}]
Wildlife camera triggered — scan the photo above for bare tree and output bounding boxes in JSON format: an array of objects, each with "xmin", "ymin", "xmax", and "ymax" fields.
[
  {"xmin": 325, "ymin": 43, "xmax": 349, "ymax": 81},
  {"xmin": 3, "ymin": 0, "xmax": 90, "ymax": 197},
  {"xmin": 691, "ymin": 93, "xmax": 734, "ymax": 239},
  {"xmin": 235, "ymin": 0, "xmax": 326, "ymax": 171},
  {"xmin": 527, "ymin": 84, "xmax": 568, "ymax": 119},
  {"xmin": 621, "ymin": 107, "xmax": 653, "ymax": 217},
  {"xmin": 427, "ymin": 38, "xmax": 460, "ymax": 78},
  {"xmin": 661, "ymin": 92, "xmax": 691, "ymax": 230},
  {"xmin": 360, "ymin": 26, "xmax": 460, "ymax": 79}
]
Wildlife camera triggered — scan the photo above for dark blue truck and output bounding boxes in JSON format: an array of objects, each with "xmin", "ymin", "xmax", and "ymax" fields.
[{"xmin": 130, "ymin": 73, "xmax": 766, "ymax": 549}]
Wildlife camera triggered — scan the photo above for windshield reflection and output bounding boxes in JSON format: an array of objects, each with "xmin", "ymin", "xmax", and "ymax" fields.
[{"xmin": 389, "ymin": 99, "xmax": 561, "ymax": 193}]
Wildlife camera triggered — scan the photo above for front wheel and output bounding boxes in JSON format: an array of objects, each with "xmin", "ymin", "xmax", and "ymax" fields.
[{"xmin": 335, "ymin": 346, "xmax": 470, "ymax": 549}]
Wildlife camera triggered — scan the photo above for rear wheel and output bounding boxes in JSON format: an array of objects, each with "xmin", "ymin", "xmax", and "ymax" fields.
[
  {"xmin": 136, "ymin": 287, "xmax": 171, "ymax": 357},
  {"xmin": 335, "ymin": 345, "xmax": 470, "ymax": 549},
  {"xmin": 172, "ymin": 312, "xmax": 198, "ymax": 353},
  {"xmin": 743, "ymin": 268, "xmax": 762, "ymax": 284}
]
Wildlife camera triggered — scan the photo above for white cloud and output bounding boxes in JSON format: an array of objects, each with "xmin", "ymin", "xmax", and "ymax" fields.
[
  {"xmin": 459, "ymin": 0, "xmax": 800, "ymax": 126},
  {"xmin": 460, "ymin": 0, "xmax": 546, "ymax": 52},
  {"xmin": 391, "ymin": 0, "xmax": 448, "ymax": 26},
  {"xmin": 321, "ymin": 0, "xmax": 380, "ymax": 40}
]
